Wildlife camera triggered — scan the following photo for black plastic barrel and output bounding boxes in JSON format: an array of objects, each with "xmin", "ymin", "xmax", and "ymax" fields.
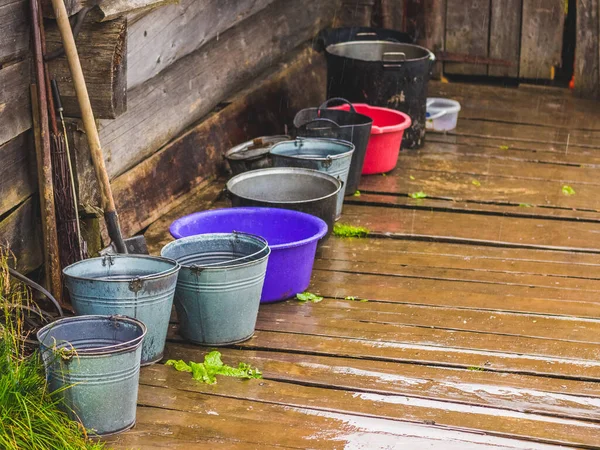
[
  {"xmin": 293, "ymin": 98, "xmax": 372, "ymax": 194},
  {"xmin": 325, "ymin": 41, "xmax": 434, "ymax": 149}
]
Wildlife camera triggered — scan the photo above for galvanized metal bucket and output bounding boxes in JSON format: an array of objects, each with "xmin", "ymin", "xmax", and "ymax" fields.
[
  {"xmin": 270, "ymin": 138, "xmax": 355, "ymax": 219},
  {"xmin": 37, "ymin": 315, "xmax": 146, "ymax": 436},
  {"xmin": 63, "ymin": 255, "xmax": 180, "ymax": 365},
  {"xmin": 224, "ymin": 135, "xmax": 290, "ymax": 175},
  {"xmin": 161, "ymin": 232, "xmax": 270, "ymax": 346},
  {"xmin": 293, "ymin": 99, "xmax": 373, "ymax": 194},
  {"xmin": 226, "ymin": 167, "xmax": 342, "ymax": 236}
]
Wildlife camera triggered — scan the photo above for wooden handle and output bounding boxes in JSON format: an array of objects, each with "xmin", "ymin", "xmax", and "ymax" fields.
[{"xmin": 49, "ymin": 0, "xmax": 115, "ymax": 213}]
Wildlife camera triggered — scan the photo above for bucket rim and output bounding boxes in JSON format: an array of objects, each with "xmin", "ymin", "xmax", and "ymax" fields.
[
  {"xmin": 270, "ymin": 138, "xmax": 355, "ymax": 160},
  {"xmin": 325, "ymin": 40, "xmax": 434, "ymax": 63},
  {"xmin": 161, "ymin": 231, "xmax": 271, "ymax": 270},
  {"xmin": 37, "ymin": 315, "xmax": 147, "ymax": 356},
  {"xmin": 62, "ymin": 254, "xmax": 180, "ymax": 283},
  {"xmin": 226, "ymin": 167, "xmax": 342, "ymax": 205},
  {"xmin": 331, "ymin": 103, "xmax": 412, "ymax": 135},
  {"xmin": 426, "ymin": 97, "xmax": 461, "ymax": 113},
  {"xmin": 293, "ymin": 107, "xmax": 373, "ymax": 128},
  {"xmin": 169, "ymin": 207, "xmax": 328, "ymax": 250},
  {"xmin": 225, "ymin": 135, "xmax": 290, "ymax": 162}
]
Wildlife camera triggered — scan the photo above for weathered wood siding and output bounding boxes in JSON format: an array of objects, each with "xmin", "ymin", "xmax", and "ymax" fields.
[
  {"xmin": 0, "ymin": 60, "xmax": 32, "ymax": 147},
  {"xmin": 2, "ymin": 0, "xmax": 127, "ymax": 120},
  {"xmin": 0, "ymin": 0, "xmax": 29, "ymax": 63},
  {"xmin": 126, "ymin": 0, "xmax": 277, "ymax": 89},
  {"xmin": 575, "ymin": 0, "xmax": 600, "ymax": 98},
  {"xmin": 45, "ymin": 16, "xmax": 128, "ymax": 118},
  {"xmin": 441, "ymin": 0, "xmax": 566, "ymax": 80},
  {"xmin": 444, "ymin": 0, "xmax": 490, "ymax": 75},
  {"xmin": 488, "ymin": 0, "xmax": 521, "ymax": 77},
  {"xmin": 0, "ymin": 0, "xmax": 340, "ymax": 273},
  {"xmin": 519, "ymin": 0, "xmax": 565, "ymax": 79},
  {"xmin": 76, "ymin": 0, "xmax": 339, "ymax": 183}
]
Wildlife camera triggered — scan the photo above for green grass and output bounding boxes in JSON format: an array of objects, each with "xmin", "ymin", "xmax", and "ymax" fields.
[{"xmin": 0, "ymin": 252, "xmax": 105, "ymax": 449}]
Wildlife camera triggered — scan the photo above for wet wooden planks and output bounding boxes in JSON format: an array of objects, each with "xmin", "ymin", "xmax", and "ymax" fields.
[
  {"xmin": 120, "ymin": 81, "xmax": 600, "ymax": 449},
  {"xmin": 429, "ymin": 82, "xmax": 600, "ymax": 131}
]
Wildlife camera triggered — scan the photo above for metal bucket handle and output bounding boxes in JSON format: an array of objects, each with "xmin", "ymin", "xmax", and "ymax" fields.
[
  {"xmin": 319, "ymin": 97, "xmax": 357, "ymax": 114},
  {"xmin": 297, "ymin": 117, "xmax": 341, "ymax": 133},
  {"xmin": 426, "ymin": 98, "xmax": 448, "ymax": 120},
  {"xmin": 323, "ymin": 155, "xmax": 334, "ymax": 169},
  {"xmin": 356, "ymin": 31, "xmax": 401, "ymax": 43},
  {"xmin": 355, "ymin": 31, "xmax": 377, "ymax": 38},
  {"xmin": 188, "ymin": 232, "xmax": 269, "ymax": 271},
  {"xmin": 382, "ymin": 51, "xmax": 406, "ymax": 70}
]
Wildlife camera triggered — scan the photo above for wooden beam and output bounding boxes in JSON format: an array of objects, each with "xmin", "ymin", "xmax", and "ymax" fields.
[
  {"xmin": 126, "ymin": 0, "xmax": 277, "ymax": 89},
  {"xmin": 519, "ymin": 0, "xmax": 565, "ymax": 79},
  {"xmin": 0, "ymin": 0, "xmax": 29, "ymax": 64},
  {"xmin": 574, "ymin": 0, "xmax": 600, "ymax": 99},
  {"xmin": 71, "ymin": 0, "xmax": 338, "ymax": 180},
  {"xmin": 444, "ymin": 0, "xmax": 490, "ymax": 75},
  {"xmin": 45, "ymin": 15, "xmax": 127, "ymax": 119},
  {"xmin": 111, "ymin": 46, "xmax": 326, "ymax": 238},
  {"xmin": 0, "ymin": 60, "xmax": 31, "ymax": 147},
  {"xmin": 41, "ymin": 0, "xmax": 174, "ymax": 18},
  {"xmin": 96, "ymin": 0, "xmax": 176, "ymax": 22},
  {"xmin": 488, "ymin": 0, "xmax": 521, "ymax": 77}
]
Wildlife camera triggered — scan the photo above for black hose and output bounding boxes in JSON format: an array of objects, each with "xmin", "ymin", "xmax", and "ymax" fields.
[{"xmin": 8, "ymin": 267, "xmax": 64, "ymax": 317}]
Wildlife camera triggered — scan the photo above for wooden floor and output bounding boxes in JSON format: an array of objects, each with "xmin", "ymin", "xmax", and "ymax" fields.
[{"xmin": 106, "ymin": 81, "xmax": 600, "ymax": 449}]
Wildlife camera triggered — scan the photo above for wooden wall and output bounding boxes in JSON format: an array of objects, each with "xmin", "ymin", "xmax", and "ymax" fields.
[
  {"xmin": 575, "ymin": 0, "xmax": 600, "ymax": 98},
  {"xmin": 348, "ymin": 0, "xmax": 570, "ymax": 82},
  {"xmin": 444, "ymin": 0, "xmax": 565, "ymax": 78},
  {"xmin": 0, "ymin": 0, "xmax": 341, "ymax": 274}
]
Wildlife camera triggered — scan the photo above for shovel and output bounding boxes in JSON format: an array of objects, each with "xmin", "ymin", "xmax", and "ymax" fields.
[{"xmin": 49, "ymin": 0, "xmax": 147, "ymax": 255}]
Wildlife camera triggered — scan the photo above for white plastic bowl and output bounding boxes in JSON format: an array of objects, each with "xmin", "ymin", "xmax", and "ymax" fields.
[{"xmin": 426, "ymin": 98, "xmax": 461, "ymax": 131}]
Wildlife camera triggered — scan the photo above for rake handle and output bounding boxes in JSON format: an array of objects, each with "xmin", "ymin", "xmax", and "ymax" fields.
[{"xmin": 49, "ymin": 0, "xmax": 127, "ymax": 254}]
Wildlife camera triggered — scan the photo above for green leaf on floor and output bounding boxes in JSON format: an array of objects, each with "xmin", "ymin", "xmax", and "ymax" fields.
[
  {"xmin": 471, "ymin": 179, "xmax": 481, "ymax": 187},
  {"xmin": 467, "ymin": 366, "xmax": 485, "ymax": 372},
  {"xmin": 409, "ymin": 175, "xmax": 415, "ymax": 180},
  {"xmin": 409, "ymin": 191, "xmax": 427, "ymax": 199},
  {"xmin": 345, "ymin": 296, "xmax": 368, "ymax": 302},
  {"xmin": 333, "ymin": 223, "xmax": 370, "ymax": 238},
  {"xmin": 165, "ymin": 351, "xmax": 262, "ymax": 385},
  {"xmin": 562, "ymin": 185, "xmax": 576, "ymax": 196},
  {"xmin": 499, "ymin": 145, "xmax": 509, "ymax": 150},
  {"xmin": 519, "ymin": 203, "xmax": 533, "ymax": 208},
  {"xmin": 296, "ymin": 292, "xmax": 323, "ymax": 303},
  {"xmin": 353, "ymin": 190, "xmax": 361, "ymax": 197},
  {"xmin": 382, "ymin": 173, "xmax": 387, "ymax": 177},
  {"xmin": 165, "ymin": 359, "xmax": 192, "ymax": 372}
]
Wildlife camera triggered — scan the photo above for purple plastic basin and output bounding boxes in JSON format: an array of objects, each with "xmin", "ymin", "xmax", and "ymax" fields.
[{"xmin": 170, "ymin": 207, "xmax": 328, "ymax": 303}]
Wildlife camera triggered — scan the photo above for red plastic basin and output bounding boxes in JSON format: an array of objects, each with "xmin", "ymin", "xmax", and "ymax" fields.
[{"xmin": 333, "ymin": 104, "xmax": 411, "ymax": 174}]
